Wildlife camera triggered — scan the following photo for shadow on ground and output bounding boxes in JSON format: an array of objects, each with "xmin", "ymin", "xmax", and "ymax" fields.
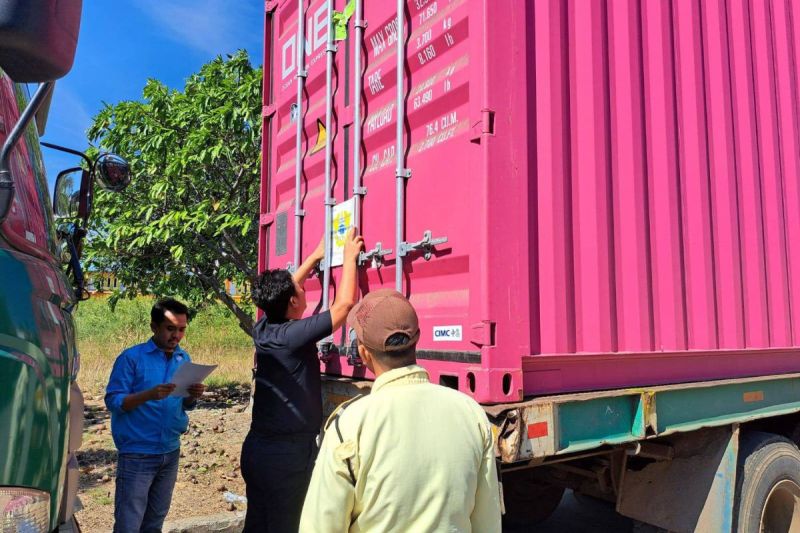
[{"xmin": 504, "ymin": 490, "xmax": 633, "ymax": 533}]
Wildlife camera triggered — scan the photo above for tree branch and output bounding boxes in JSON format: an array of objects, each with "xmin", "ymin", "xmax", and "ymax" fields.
[
  {"xmin": 220, "ymin": 229, "xmax": 256, "ymax": 280},
  {"xmin": 193, "ymin": 268, "xmax": 254, "ymax": 335},
  {"xmin": 193, "ymin": 232, "xmax": 256, "ymax": 280}
]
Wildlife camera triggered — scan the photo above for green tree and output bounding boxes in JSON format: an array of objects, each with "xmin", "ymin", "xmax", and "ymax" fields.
[{"xmin": 86, "ymin": 50, "xmax": 261, "ymax": 335}]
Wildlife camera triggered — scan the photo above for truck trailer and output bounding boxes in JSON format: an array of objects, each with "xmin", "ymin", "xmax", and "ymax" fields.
[{"xmin": 260, "ymin": 0, "xmax": 800, "ymax": 530}]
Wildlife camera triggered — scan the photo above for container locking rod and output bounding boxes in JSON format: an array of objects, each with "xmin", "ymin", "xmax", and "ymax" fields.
[{"xmin": 291, "ymin": 0, "xmax": 308, "ymax": 270}]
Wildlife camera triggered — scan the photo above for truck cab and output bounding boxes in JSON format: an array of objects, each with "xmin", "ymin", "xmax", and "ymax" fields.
[{"xmin": 0, "ymin": 2, "xmax": 129, "ymax": 530}]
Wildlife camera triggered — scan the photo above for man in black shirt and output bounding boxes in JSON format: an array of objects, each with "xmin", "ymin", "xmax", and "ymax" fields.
[{"xmin": 241, "ymin": 228, "xmax": 363, "ymax": 532}]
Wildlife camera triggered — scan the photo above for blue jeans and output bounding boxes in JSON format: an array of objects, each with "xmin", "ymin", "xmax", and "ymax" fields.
[{"xmin": 113, "ymin": 450, "xmax": 179, "ymax": 533}]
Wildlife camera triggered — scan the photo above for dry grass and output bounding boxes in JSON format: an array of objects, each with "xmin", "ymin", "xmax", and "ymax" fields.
[{"xmin": 75, "ymin": 296, "xmax": 254, "ymax": 396}]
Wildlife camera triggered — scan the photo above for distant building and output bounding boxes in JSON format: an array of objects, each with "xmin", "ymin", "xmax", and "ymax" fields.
[
  {"xmin": 86, "ymin": 271, "xmax": 124, "ymax": 294},
  {"xmin": 224, "ymin": 279, "xmax": 250, "ymax": 301},
  {"xmin": 86, "ymin": 272, "xmax": 248, "ymax": 301}
]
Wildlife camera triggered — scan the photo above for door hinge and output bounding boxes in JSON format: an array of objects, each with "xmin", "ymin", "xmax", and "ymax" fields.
[
  {"xmin": 260, "ymin": 213, "xmax": 275, "ymax": 227},
  {"xmin": 470, "ymin": 321, "xmax": 496, "ymax": 347},
  {"xmin": 470, "ymin": 109, "xmax": 496, "ymax": 143}
]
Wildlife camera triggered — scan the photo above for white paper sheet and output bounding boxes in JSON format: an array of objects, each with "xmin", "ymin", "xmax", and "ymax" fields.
[
  {"xmin": 169, "ymin": 362, "xmax": 217, "ymax": 397},
  {"xmin": 330, "ymin": 197, "xmax": 356, "ymax": 267}
]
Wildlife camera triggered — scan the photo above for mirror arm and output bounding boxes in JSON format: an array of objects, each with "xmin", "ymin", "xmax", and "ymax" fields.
[
  {"xmin": 41, "ymin": 141, "xmax": 94, "ymax": 169},
  {"xmin": 0, "ymin": 81, "xmax": 54, "ymax": 225},
  {"xmin": 64, "ymin": 225, "xmax": 86, "ymax": 298}
]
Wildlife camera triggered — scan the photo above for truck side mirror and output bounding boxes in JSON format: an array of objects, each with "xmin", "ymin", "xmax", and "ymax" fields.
[
  {"xmin": 0, "ymin": 0, "xmax": 83, "ymax": 82},
  {"xmin": 94, "ymin": 153, "xmax": 130, "ymax": 192},
  {"xmin": 53, "ymin": 168, "xmax": 83, "ymax": 219}
]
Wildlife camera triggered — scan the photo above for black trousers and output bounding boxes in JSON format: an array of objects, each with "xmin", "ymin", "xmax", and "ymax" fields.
[{"xmin": 240, "ymin": 431, "xmax": 318, "ymax": 533}]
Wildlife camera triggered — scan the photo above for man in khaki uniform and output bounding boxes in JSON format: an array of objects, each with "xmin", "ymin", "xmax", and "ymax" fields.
[{"xmin": 300, "ymin": 289, "xmax": 502, "ymax": 533}]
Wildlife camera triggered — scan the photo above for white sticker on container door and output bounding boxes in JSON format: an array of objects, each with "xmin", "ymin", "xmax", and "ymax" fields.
[
  {"xmin": 433, "ymin": 325, "xmax": 463, "ymax": 341},
  {"xmin": 330, "ymin": 197, "xmax": 356, "ymax": 267}
]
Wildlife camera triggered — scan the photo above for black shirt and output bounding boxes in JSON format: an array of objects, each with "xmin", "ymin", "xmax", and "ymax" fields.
[{"xmin": 250, "ymin": 310, "xmax": 332, "ymax": 437}]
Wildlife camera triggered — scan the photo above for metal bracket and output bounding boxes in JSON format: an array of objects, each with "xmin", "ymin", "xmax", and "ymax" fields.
[
  {"xmin": 353, "ymin": 185, "xmax": 367, "ymax": 196},
  {"xmin": 297, "ymin": 69, "xmax": 308, "ymax": 79},
  {"xmin": 398, "ymin": 230, "xmax": 448, "ymax": 260},
  {"xmin": 355, "ymin": 19, "xmax": 368, "ymax": 29},
  {"xmin": 359, "ymin": 241, "xmax": 393, "ymax": 268},
  {"xmin": 294, "ymin": 208, "xmax": 306, "ymax": 217},
  {"xmin": 318, "ymin": 340, "xmax": 337, "ymax": 363},
  {"xmin": 396, "ymin": 168, "xmax": 412, "ymax": 179},
  {"xmin": 324, "ymin": 198, "xmax": 337, "ymax": 207},
  {"xmin": 346, "ymin": 329, "xmax": 363, "ymax": 367},
  {"xmin": 327, "ymin": 44, "xmax": 338, "ymax": 53},
  {"xmin": 260, "ymin": 212, "xmax": 275, "ymax": 227}
]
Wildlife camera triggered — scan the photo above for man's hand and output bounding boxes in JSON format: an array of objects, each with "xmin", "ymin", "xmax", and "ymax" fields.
[
  {"xmin": 311, "ymin": 237, "xmax": 326, "ymax": 262},
  {"xmin": 148, "ymin": 383, "xmax": 176, "ymax": 401},
  {"xmin": 295, "ymin": 235, "xmax": 327, "ymax": 285},
  {"xmin": 343, "ymin": 228, "xmax": 365, "ymax": 263},
  {"xmin": 123, "ymin": 383, "xmax": 176, "ymax": 412},
  {"xmin": 330, "ymin": 228, "xmax": 365, "ymax": 330},
  {"xmin": 187, "ymin": 383, "xmax": 206, "ymax": 400}
]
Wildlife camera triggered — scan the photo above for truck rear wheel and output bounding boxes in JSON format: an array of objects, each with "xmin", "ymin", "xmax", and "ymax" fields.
[
  {"xmin": 734, "ymin": 432, "xmax": 800, "ymax": 533},
  {"xmin": 501, "ymin": 469, "xmax": 564, "ymax": 526}
]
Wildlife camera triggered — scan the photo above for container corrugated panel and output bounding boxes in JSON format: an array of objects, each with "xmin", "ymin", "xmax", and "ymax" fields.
[{"xmin": 260, "ymin": 0, "xmax": 800, "ymax": 403}]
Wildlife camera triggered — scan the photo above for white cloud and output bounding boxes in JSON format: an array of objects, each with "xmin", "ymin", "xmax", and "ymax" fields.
[{"xmin": 132, "ymin": 0, "xmax": 262, "ymax": 57}]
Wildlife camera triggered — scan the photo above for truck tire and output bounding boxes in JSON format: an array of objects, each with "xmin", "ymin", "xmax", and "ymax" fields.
[
  {"xmin": 501, "ymin": 469, "xmax": 564, "ymax": 526},
  {"xmin": 734, "ymin": 432, "xmax": 800, "ymax": 533}
]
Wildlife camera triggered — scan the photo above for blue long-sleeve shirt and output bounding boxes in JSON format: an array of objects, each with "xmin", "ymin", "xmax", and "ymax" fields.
[{"xmin": 105, "ymin": 338, "xmax": 191, "ymax": 454}]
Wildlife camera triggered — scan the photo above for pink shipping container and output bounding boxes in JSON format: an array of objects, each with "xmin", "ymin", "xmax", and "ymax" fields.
[{"xmin": 259, "ymin": 0, "xmax": 800, "ymax": 404}]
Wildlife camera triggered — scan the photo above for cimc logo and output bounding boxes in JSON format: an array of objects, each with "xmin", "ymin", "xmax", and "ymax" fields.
[
  {"xmin": 433, "ymin": 325, "xmax": 463, "ymax": 342},
  {"xmin": 281, "ymin": 3, "xmax": 329, "ymax": 80}
]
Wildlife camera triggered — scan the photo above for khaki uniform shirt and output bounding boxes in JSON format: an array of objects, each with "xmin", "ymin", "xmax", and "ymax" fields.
[{"xmin": 300, "ymin": 365, "xmax": 502, "ymax": 533}]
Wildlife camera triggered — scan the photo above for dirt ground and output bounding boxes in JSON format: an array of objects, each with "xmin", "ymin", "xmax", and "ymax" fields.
[{"xmin": 75, "ymin": 386, "xmax": 251, "ymax": 533}]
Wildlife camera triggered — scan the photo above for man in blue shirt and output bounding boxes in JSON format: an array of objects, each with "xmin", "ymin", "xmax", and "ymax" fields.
[{"xmin": 105, "ymin": 298, "xmax": 205, "ymax": 533}]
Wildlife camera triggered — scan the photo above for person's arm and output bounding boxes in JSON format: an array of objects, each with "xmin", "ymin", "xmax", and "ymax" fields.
[
  {"xmin": 470, "ymin": 415, "xmax": 503, "ymax": 533},
  {"xmin": 105, "ymin": 353, "xmax": 177, "ymax": 413},
  {"xmin": 122, "ymin": 383, "xmax": 176, "ymax": 412},
  {"xmin": 105, "ymin": 352, "xmax": 135, "ymax": 415},
  {"xmin": 329, "ymin": 228, "xmax": 364, "ymax": 330},
  {"xmin": 299, "ymin": 427, "xmax": 357, "ymax": 532},
  {"xmin": 293, "ymin": 237, "xmax": 325, "ymax": 286}
]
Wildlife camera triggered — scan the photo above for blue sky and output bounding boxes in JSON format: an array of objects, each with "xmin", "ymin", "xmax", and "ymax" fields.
[{"xmin": 41, "ymin": 1, "xmax": 263, "ymax": 186}]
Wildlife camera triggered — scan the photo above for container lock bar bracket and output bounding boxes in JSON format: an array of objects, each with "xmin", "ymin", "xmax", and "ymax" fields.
[
  {"xmin": 346, "ymin": 329, "xmax": 363, "ymax": 367},
  {"xmin": 398, "ymin": 230, "xmax": 448, "ymax": 260},
  {"xmin": 359, "ymin": 242, "xmax": 392, "ymax": 268},
  {"xmin": 318, "ymin": 339, "xmax": 337, "ymax": 363}
]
